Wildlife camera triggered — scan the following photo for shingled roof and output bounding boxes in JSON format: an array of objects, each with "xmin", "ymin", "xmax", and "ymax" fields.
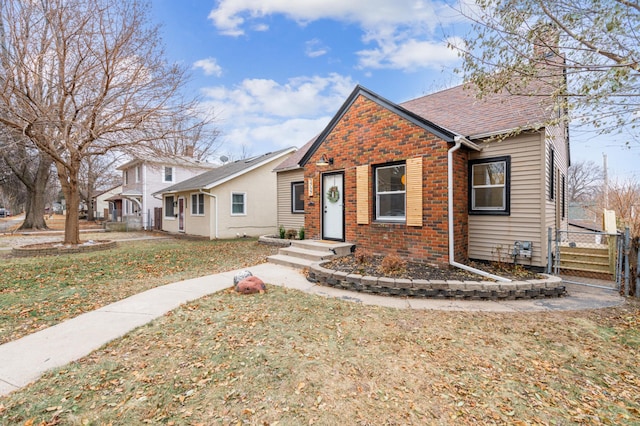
[
  {"xmin": 401, "ymin": 82, "xmax": 556, "ymax": 140},
  {"xmin": 154, "ymin": 147, "xmax": 295, "ymax": 195},
  {"xmin": 272, "ymin": 137, "xmax": 317, "ymax": 172}
]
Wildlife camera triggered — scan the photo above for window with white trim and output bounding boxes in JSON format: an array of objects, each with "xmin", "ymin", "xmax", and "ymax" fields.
[
  {"xmin": 191, "ymin": 193, "xmax": 204, "ymax": 215},
  {"xmin": 292, "ymin": 182, "xmax": 304, "ymax": 213},
  {"xmin": 375, "ymin": 163, "xmax": 406, "ymax": 221},
  {"xmin": 135, "ymin": 165, "xmax": 141, "ymax": 183},
  {"xmin": 164, "ymin": 196, "xmax": 175, "ymax": 218},
  {"xmin": 469, "ymin": 156, "xmax": 510, "ymax": 214},
  {"xmin": 231, "ymin": 192, "xmax": 246, "ymax": 215},
  {"xmin": 164, "ymin": 166, "xmax": 174, "ymax": 183}
]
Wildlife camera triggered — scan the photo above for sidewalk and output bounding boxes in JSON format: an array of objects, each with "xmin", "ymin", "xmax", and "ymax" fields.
[{"xmin": 0, "ymin": 263, "xmax": 625, "ymax": 397}]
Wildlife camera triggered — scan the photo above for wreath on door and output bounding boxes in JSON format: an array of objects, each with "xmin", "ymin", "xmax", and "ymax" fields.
[{"xmin": 326, "ymin": 185, "xmax": 340, "ymax": 203}]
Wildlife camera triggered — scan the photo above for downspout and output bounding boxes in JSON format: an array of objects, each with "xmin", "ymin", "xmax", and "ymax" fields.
[
  {"xmin": 448, "ymin": 136, "xmax": 511, "ymax": 282},
  {"xmin": 199, "ymin": 189, "xmax": 218, "ymax": 239}
]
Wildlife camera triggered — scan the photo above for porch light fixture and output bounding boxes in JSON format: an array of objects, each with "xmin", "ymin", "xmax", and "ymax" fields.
[{"xmin": 316, "ymin": 154, "xmax": 333, "ymax": 166}]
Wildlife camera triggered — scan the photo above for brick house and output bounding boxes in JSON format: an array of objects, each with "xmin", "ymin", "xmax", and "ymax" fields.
[{"xmin": 296, "ymin": 84, "xmax": 569, "ymax": 270}]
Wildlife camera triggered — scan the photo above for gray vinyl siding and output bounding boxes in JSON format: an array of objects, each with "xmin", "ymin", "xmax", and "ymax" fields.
[
  {"xmin": 468, "ymin": 132, "xmax": 547, "ymax": 267},
  {"xmin": 544, "ymin": 125, "xmax": 570, "ymax": 237},
  {"xmin": 276, "ymin": 169, "xmax": 305, "ymax": 232}
]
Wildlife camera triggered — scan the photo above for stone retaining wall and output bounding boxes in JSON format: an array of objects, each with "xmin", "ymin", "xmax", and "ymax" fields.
[
  {"xmin": 258, "ymin": 235, "xmax": 292, "ymax": 248},
  {"xmin": 12, "ymin": 241, "xmax": 118, "ymax": 258},
  {"xmin": 307, "ymin": 263, "xmax": 566, "ymax": 300}
]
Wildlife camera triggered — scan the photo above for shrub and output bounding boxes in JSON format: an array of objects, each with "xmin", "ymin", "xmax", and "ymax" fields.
[
  {"xmin": 286, "ymin": 229, "xmax": 297, "ymax": 239},
  {"xmin": 278, "ymin": 225, "xmax": 285, "ymax": 239},
  {"xmin": 377, "ymin": 254, "xmax": 407, "ymax": 276},
  {"xmin": 354, "ymin": 248, "xmax": 373, "ymax": 264},
  {"xmin": 298, "ymin": 227, "xmax": 305, "ymax": 240}
]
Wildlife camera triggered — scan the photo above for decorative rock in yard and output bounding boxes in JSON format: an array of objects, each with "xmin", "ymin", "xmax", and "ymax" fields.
[
  {"xmin": 233, "ymin": 270, "xmax": 253, "ymax": 285},
  {"xmin": 235, "ymin": 276, "xmax": 266, "ymax": 294}
]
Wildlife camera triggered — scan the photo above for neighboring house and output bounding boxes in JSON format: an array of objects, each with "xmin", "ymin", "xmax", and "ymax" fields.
[
  {"xmin": 272, "ymin": 137, "xmax": 316, "ymax": 233},
  {"xmin": 116, "ymin": 156, "xmax": 216, "ymax": 229},
  {"xmin": 296, "ymin": 81, "xmax": 569, "ymax": 269},
  {"xmin": 154, "ymin": 147, "xmax": 296, "ymax": 239},
  {"xmin": 93, "ymin": 184, "xmax": 122, "ymax": 220}
]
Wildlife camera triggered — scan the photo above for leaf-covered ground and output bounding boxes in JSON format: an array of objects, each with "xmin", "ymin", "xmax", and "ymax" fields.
[
  {"xmin": 324, "ymin": 255, "xmax": 542, "ymax": 281},
  {"xmin": 1, "ymin": 286, "xmax": 638, "ymax": 425},
  {"xmin": 0, "ymin": 237, "xmax": 277, "ymax": 344}
]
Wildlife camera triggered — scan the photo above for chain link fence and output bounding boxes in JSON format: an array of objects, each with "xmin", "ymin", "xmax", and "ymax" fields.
[{"xmin": 550, "ymin": 227, "xmax": 621, "ymax": 288}]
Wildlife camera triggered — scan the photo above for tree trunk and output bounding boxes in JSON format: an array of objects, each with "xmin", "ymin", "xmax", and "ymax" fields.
[
  {"xmin": 57, "ymin": 162, "xmax": 81, "ymax": 245},
  {"xmin": 86, "ymin": 172, "xmax": 96, "ymax": 221},
  {"xmin": 64, "ymin": 183, "xmax": 80, "ymax": 245},
  {"xmin": 18, "ymin": 154, "xmax": 52, "ymax": 230}
]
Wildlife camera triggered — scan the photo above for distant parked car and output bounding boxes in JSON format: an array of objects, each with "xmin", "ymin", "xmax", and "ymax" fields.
[{"xmin": 0, "ymin": 208, "xmax": 10, "ymax": 217}]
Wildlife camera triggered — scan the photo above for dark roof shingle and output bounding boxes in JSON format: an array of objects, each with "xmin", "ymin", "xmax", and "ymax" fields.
[
  {"xmin": 401, "ymin": 82, "xmax": 556, "ymax": 139},
  {"xmin": 155, "ymin": 147, "xmax": 295, "ymax": 195}
]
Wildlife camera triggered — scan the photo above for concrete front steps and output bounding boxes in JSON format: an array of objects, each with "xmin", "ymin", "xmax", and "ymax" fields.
[{"xmin": 268, "ymin": 240, "xmax": 354, "ymax": 269}]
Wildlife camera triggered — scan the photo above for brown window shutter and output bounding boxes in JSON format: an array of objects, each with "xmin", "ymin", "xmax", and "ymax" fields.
[
  {"xmin": 356, "ymin": 165, "xmax": 369, "ymax": 224},
  {"xmin": 406, "ymin": 157, "xmax": 423, "ymax": 226}
]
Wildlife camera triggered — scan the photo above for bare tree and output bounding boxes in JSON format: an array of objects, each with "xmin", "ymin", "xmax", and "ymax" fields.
[
  {"xmin": 78, "ymin": 153, "xmax": 122, "ymax": 221},
  {"xmin": 0, "ymin": 0, "xmax": 207, "ymax": 244},
  {"xmin": 0, "ymin": 128, "xmax": 53, "ymax": 229},
  {"xmin": 150, "ymin": 112, "xmax": 222, "ymax": 161},
  {"xmin": 455, "ymin": 1, "xmax": 639, "ymax": 143},
  {"xmin": 568, "ymin": 159, "xmax": 604, "ymax": 203},
  {"xmin": 602, "ymin": 179, "xmax": 640, "ymax": 237}
]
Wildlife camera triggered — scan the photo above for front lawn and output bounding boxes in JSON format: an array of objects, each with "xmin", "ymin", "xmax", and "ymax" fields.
[
  {"xmin": 1, "ymin": 286, "xmax": 639, "ymax": 424},
  {"xmin": 0, "ymin": 238, "xmax": 277, "ymax": 344}
]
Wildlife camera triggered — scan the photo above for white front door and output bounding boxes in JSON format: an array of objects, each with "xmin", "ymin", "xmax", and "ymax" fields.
[{"xmin": 322, "ymin": 172, "xmax": 344, "ymax": 241}]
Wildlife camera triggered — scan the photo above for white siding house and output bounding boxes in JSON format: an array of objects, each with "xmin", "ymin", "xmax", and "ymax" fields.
[{"xmin": 116, "ymin": 156, "xmax": 215, "ymax": 229}]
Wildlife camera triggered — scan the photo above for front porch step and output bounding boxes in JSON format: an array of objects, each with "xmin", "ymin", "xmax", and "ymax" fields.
[
  {"xmin": 279, "ymin": 246, "xmax": 337, "ymax": 261},
  {"xmin": 266, "ymin": 254, "xmax": 318, "ymax": 269},
  {"xmin": 290, "ymin": 240, "xmax": 354, "ymax": 257},
  {"xmin": 267, "ymin": 240, "xmax": 354, "ymax": 269}
]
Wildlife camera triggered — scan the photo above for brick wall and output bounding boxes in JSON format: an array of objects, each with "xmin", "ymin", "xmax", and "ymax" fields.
[{"xmin": 304, "ymin": 94, "xmax": 470, "ymax": 266}]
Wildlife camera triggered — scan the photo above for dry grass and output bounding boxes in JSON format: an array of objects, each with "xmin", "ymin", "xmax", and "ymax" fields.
[
  {"xmin": 1, "ymin": 286, "xmax": 639, "ymax": 425},
  {"xmin": 0, "ymin": 238, "xmax": 277, "ymax": 344}
]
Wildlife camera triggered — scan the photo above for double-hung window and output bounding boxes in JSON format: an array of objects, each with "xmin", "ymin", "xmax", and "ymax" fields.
[
  {"xmin": 375, "ymin": 163, "xmax": 406, "ymax": 221},
  {"xmin": 469, "ymin": 156, "xmax": 510, "ymax": 214},
  {"xmin": 164, "ymin": 166, "xmax": 174, "ymax": 183},
  {"xmin": 291, "ymin": 182, "xmax": 304, "ymax": 213},
  {"xmin": 231, "ymin": 192, "xmax": 246, "ymax": 215},
  {"xmin": 191, "ymin": 193, "xmax": 204, "ymax": 215}
]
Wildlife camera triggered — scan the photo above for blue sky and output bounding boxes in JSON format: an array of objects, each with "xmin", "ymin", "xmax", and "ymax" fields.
[{"xmin": 149, "ymin": 0, "xmax": 638, "ymax": 180}]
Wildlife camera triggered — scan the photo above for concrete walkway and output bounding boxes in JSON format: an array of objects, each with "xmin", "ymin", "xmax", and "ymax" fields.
[{"xmin": 0, "ymin": 263, "xmax": 625, "ymax": 397}]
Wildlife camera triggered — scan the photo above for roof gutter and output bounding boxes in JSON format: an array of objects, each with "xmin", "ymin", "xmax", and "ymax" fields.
[
  {"xmin": 468, "ymin": 125, "xmax": 541, "ymax": 141},
  {"xmin": 448, "ymin": 136, "xmax": 511, "ymax": 282},
  {"xmin": 199, "ymin": 189, "xmax": 218, "ymax": 239}
]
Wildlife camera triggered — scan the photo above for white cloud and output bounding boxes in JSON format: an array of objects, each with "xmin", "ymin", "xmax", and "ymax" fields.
[
  {"xmin": 222, "ymin": 117, "xmax": 331, "ymax": 152},
  {"xmin": 193, "ymin": 58, "xmax": 223, "ymax": 76},
  {"xmin": 201, "ymin": 73, "xmax": 355, "ymax": 120},
  {"xmin": 207, "ymin": 0, "xmax": 468, "ymax": 71},
  {"xmin": 305, "ymin": 38, "xmax": 329, "ymax": 58},
  {"xmin": 208, "ymin": 0, "xmax": 461, "ymax": 35},
  {"xmin": 357, "ymin": 36, "xmax": 462, "ymax": 71},
  {"xmin": 199, "ymin": 73, "xmax": 356, "ymax": 152}
]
